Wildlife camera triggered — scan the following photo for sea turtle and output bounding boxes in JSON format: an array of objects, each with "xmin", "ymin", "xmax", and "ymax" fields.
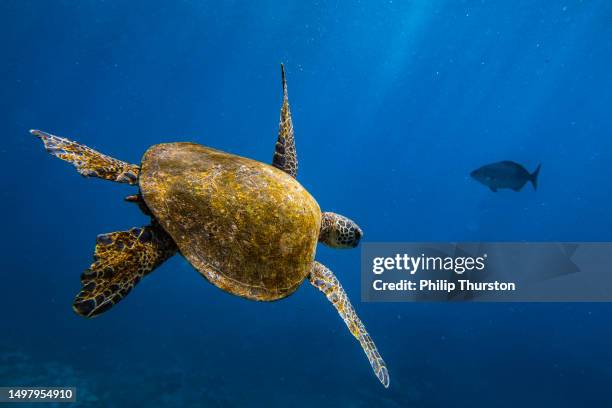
[{"xmin": 32, "ymin": 65, "xmax": 389, "ymax": 387}]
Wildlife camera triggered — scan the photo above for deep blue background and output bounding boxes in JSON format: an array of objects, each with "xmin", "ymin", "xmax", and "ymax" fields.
[{"xmin": 2, "ymin": 1, "xmax": 612, "ymax": 406}]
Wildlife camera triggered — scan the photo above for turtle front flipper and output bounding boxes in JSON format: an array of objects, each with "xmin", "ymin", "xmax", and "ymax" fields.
[
  {"xmin": 309, "ymin": 261, "xmax": 390, "ymax": 388},
  {"xmin": 272, "ymin": 64, "xmax": 298, "ymax": 178},
  {"xmin": 31, "ymin": 129, "xmax": 140, "ymax": 184},
  {"xmin": 73, "ymin": 224, "xmax": 177, "ymax": 318}
]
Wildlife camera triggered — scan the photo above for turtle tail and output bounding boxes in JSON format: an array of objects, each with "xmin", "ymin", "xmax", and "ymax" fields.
[
  {"xmin": 73, "ymin": 223, "xmax": 177, "ymax": 318},
  {"xmin": 31, "ymin": 129, "xmax": 140, "ymax": 184}
]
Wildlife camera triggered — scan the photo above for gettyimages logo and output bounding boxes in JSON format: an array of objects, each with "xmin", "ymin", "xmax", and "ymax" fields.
[
  {"xmin": 372, "ymin": 253, "xmax": 487, "ymax": 275},
  {"xmin": 361, "ymin": 242, "xmax": 605, "ymax": 302}
]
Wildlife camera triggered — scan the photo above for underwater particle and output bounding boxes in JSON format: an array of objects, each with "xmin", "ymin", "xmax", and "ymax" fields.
[{"xmin": 470, "ymin": 161, "xmax": 541, "ymax": 192}]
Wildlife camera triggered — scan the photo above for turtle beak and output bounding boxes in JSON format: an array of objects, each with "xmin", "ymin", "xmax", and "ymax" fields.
[{"xmin": 352, "ymin": 227, "xmax": 363, "ymax": 248}]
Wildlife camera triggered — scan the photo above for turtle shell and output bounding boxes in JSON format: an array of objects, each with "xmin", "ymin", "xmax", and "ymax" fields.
[{"xmin": 139, "ymin": 142, "xmax": 321, "ymax": 301}]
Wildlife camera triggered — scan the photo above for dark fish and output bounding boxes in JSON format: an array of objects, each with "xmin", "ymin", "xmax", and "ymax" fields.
[{"xmin": 471, "ymin": 161, "xmax": 541, "ymax": 192}]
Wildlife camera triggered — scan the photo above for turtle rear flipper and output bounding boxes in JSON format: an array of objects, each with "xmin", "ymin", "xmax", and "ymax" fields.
[
  {"xmin": 31, "ymin": 129, "xmax": 140, "ymax": 184},
  {"xmin": 74, "ymin": 224, "xmax": 177, "ymax": 318}
]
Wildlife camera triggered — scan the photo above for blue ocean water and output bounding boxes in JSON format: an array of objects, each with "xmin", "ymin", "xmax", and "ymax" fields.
[{"xmin": 2, "ymin": 1, "xmax": 612, "ymax": 406}]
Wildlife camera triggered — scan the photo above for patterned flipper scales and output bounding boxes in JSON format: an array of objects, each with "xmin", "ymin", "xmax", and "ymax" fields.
[
  {"xmin": 73, "ymin": 224, "xmax": 177, "ymax": 318},
  {"xmin": 309, "ymin": 261, "xmax": 390, "ymax": 388},
  {"xmin": 272, "ymin": 64, "xmax": 298, "ymax": 178},
  {"xmin": 31, "ymin": 129, "xmax": 140, "ymax": 184}
]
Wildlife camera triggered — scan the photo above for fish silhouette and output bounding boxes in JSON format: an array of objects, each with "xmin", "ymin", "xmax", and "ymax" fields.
[{"xmin": 471, "ymin": 161, "xmax": 541, "ymax": 192}]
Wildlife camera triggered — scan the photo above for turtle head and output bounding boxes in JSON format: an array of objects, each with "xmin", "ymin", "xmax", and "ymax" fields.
[{"xmin": 319, "ymin": 212, "xmax": 363, "ymax": 249}]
